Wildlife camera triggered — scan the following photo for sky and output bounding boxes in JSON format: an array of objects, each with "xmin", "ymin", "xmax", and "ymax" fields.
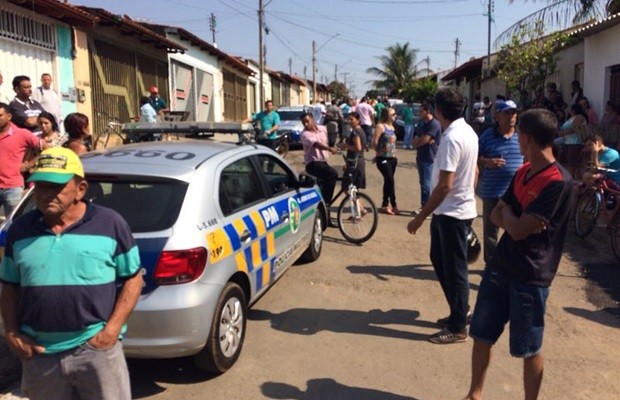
[{"xmin": 70, "ymin": 0, "xmax": 548, "ymax": 98}]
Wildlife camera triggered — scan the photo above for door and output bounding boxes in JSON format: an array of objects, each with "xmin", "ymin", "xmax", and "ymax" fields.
[{"xmin": 171, "ymin": 60, "xmax": 195, "ymax": 121}]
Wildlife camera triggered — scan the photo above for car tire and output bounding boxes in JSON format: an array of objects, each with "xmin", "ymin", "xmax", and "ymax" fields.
[
  {"xmin": 194, "ymin": 282, "xmax": 247, "ymax": 374},
  {"xmin": 300, "ymin": 212, "xmax": 322, "ymax": 262}
]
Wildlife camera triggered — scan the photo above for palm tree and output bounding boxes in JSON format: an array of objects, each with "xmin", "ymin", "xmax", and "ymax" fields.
[
  {"xmin": 495, "ymin": 0, "xmax": 619, "ymax": 46},
  {"xmin": 366, "ymin": 42, "xmax": 431, "ymax": 96}
]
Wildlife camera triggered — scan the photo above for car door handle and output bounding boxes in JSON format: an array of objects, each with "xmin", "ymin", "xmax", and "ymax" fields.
[
  {"xmin": 239, "ymin": 230, "xmax": 252, "ymax": 242},
  {"xmin": 280, "ymin": 211, "xmax": 289, "ymax": 223}
]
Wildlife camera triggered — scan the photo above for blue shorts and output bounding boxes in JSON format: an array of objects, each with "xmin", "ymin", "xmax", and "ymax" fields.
[{"xmin": 469, "ymin": 268, "xmax": 549, "ymax": 358}]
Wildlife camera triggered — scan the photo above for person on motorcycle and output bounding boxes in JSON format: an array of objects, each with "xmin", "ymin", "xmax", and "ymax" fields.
[{"xmin": 244, "ymin": 100, "xmax": 280, "ymax": 150}]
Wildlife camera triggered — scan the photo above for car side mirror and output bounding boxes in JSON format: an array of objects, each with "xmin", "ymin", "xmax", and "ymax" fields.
[{"xmin": 297, "ymin": 173, "xmax": 316, "ymax": 188}]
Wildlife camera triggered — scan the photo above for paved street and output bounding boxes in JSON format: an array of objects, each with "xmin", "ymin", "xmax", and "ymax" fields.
[{"xmin": 2, "ymin": 144, "xmax": 619, "ymax": 399}]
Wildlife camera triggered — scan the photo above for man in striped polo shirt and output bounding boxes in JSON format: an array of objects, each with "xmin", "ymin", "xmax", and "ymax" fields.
[
  {"xmin": 0, "ymin": 147, "xmax": 142, "ymax": 400},
  {"xmin": 477, "ymin": 100, "xmax": 524, "ymax": 264}
]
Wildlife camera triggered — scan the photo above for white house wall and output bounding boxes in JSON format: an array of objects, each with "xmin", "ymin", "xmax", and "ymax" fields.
[
  {"xmin": 584, "ymin": 23, "xmax": 620, "ymax": 117},
  {"xmin": 166, "ymin": 35, "xmax": 223, "ymax": 122},
  {"xmin": 553, "ymin": 41, "xmax": 584, "ymax": 106}
]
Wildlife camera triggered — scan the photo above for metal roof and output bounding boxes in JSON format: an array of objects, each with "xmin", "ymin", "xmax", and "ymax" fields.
[{"xmin": 8, "ymin": 0, "xmax": 97, "ymax": 27}]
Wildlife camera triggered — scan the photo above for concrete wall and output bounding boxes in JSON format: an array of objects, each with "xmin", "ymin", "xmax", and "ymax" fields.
[
  {"xmin": 72, "ymin": 29, "xmax": 92, "ymax": 120},
  {"xmin": 56, "ymin": 25, "xmax": 78, "ymax": 119},
  {"xmin": 584, "ymin": 23, "xmax": 620, "ymax": 118},
  {"xmin": 552, "ymin": 41, "xmax": 584, "ymax": 106}
]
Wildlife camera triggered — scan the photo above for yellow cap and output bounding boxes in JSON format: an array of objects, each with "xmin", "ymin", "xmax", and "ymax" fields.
[{"xmin": 27, "ymin": 147, "xmax": 84, "ymax": 184}]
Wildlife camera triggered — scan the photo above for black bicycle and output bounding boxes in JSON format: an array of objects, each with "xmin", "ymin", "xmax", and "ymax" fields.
[{"xmin": 326, "ymin": 157, "xmax": 378, "ymax": 244}]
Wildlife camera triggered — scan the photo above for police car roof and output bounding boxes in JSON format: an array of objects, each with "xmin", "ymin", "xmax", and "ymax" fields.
[{"xmin": 80, "ymin": 140, "xmax": 260, "ymax": 181}]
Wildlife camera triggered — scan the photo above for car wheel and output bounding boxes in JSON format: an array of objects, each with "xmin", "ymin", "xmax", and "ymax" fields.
[
  {"xmin": 300, "ymin": 212, "xmax": 322, "ymax": 262},
  {"xmin": 194, "ymin": 282, "xmax": 247, "ymax": 374}
]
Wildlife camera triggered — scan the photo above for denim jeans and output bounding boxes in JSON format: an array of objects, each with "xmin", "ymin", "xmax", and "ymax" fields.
[
  {"xmin": 0, "ymin": 187, "xmax": 24, "ymax": 217},
  {"xmin": 417, "ymin": 160, "xmax": 433, "ymax": 207},
  {"xmin": 22, "ymin": 341, "xmax": 131, "ymax": 400},
  {"xmin": 362, "ymin": 124, "xmax": 373, "ymax": 147},
  {"xmin": 430, "ymin": 214, "xmax": 472, "ymax": 333},
  {"xmin": 403, "ymin": 124, "xmax": 414, "ymax": 147}
]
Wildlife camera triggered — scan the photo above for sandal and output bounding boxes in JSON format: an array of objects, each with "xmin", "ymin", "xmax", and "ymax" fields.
[{"xmin": 380, "ymin": 206, "xmax": 394, "ymax": 215}]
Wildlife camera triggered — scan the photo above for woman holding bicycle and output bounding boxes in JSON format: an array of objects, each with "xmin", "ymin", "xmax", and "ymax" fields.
[
  {"xmin": 63, "ymin": 112, "xmax": 92, "ymax": 155},
  {"xmin": 371, "ymin": 107, "xmax": 398, "ymax": 215},
  {"xmin": 339, "ymin": 111, "xmax": 366, "ymax": 190}
]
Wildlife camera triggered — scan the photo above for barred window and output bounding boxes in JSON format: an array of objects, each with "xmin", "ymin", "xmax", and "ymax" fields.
[{"xmin": 0, "ymin": 7, "xmax": 56, "ymax": 51}]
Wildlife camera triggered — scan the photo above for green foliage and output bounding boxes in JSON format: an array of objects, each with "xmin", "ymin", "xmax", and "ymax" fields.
[
  {"xmin": 402, "ymin": 78, "xmax": 438, "ymax": 103},
  {"xmin": 327, "ymin": 81, "xmax": 349, "ymax": 100},
  {"xmin": 364, "ymin": 89, "xmax": 384, "ymax": 99},
  {"xmin": 495, "ymin": 20, "xmax": 569, "ymax": 97},
  {"xmin": 366, "ymin": 42, "xmax": 431, "ymax": 96}
]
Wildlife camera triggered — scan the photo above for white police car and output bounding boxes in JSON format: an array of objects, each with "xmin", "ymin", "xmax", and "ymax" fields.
[{"xmin": 0, "ymin": 137, "xmax": 326, "ymax": 374}]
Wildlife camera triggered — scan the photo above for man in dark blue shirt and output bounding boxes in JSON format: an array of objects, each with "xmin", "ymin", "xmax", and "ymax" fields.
[{"xmin": 411, "ymin": 103, "xmax": 441, "ymax": 212}]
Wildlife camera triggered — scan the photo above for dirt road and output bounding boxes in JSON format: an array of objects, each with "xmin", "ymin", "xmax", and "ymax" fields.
[{"xmin": 2, "ymin": 144, "xmax": 619, "ymax": 399}]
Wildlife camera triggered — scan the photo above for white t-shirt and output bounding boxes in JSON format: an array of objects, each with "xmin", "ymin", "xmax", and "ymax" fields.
[
  {"xmin": 32, "ymin": 86, "xmax": 62, "ymax": 125},
  {"xmin": 431, "ymin": 118, "xmax": 479, "ymax": 219},
  {"xmin": 356, "ymin": 102, "xmax": 375, "ymax": 126},
  {"xmin": 312, "ymin": 103, "xmax": 326, "ymax": 125}
]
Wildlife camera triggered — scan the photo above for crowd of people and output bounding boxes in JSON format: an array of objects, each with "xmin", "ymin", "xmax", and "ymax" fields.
[{"xmin": 297, "ymin": 86, "xmax": 617, "ymax": 400}]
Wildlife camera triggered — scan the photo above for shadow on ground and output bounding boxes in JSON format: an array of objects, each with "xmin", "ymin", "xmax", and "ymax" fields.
[
  {"xmin": 261, "ymin": 379, "xmax": 421, "ymax": 400},
  {"xmin": 127, "ymin": 357, "xmax": 216, "ymax": 399},
  {"xmin": 250, "ymin": 308, "xmax": 436, "ymax": 340},
  {"xmin": 346, "ymin": 264, "xmax": 481, "ymax": 291},
  {"xmin": 561, "ymin": 229, "xmax": 620, "ymax": 323}
]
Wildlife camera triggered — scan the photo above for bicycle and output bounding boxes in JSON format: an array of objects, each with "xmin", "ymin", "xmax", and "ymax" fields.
[
  {"xmin": 573, "ymin": 166, "xmax": 620, "ymax": 261},
  {"xmin": 325, "ymin": 156, "xmax": 378, "ymax": 244},
  {"xmin": 251, "ymin": 121, "xmax": 289, "ymax": 158},
  {"xmin": 91, "ymin": 110, "xmax": 129, "ymax": 150}
]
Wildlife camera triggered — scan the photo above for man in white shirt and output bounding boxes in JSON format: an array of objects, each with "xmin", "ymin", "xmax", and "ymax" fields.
[
  {"xmin": 407, "ymin": 87, "xmax": 479, "ymax": 344},
  {"xmin": 31, "ymin": 73, "xmax": 62, "ymax": 126},
  {"xmin": 0, "ymin": 71, "xmax": 11, "ymax": 104},
  {"xmin": 355, "ymin": 96, "xmax": 375, "ymax": 147}
]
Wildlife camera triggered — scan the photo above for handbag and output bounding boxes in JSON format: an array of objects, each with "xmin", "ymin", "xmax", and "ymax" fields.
[{"xmin": 466, "ymin": 226, "xmax": 482, "ymax": 265}]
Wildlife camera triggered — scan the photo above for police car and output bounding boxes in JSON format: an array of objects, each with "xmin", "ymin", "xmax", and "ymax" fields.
[{"xmin": 0, "ymin": 136, "xmax": 327, "ymax": 374}]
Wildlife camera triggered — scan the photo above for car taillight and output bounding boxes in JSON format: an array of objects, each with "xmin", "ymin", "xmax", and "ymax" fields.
[{"xmin": 153, "ymin": 247, "xmax": 208, "ymax": 285}]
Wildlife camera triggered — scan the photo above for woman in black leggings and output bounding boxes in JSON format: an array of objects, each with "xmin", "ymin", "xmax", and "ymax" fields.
[{"xmin": 371, "ymin": 107, "xmax": 398, "ymax": 214}]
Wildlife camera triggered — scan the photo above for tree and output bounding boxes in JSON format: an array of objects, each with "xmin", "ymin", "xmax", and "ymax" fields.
[
  {"xmin": 402, "ymin": 78, "xmax": 438, "ymax": 104},
  {"xmin": 495, "ymin": 0, "xmax": 619, "ymax": 46},
  {"xmin": 326, "ymin": 81, "xmax": 348, "ymax": 100},
  {"xmin": 366, "ymin": 42, "xmax": 431, "ymax": 97},
  {"xmin": 495, "ymin": 20, "xmax": 570, "ymax": 97}
]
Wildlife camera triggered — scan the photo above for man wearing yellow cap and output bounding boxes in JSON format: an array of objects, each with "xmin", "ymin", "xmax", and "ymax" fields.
[{"xmin": 0, "ymin": 147, "xmax": 143, "ymax": 400}]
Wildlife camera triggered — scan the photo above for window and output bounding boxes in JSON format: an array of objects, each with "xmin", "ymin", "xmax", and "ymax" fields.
[
  {"xmin": 256, "ymin": 154, "xmax": 296, "ymax": 196},
  {"xmin": 219, "ymin": 158, "xmax": 266, "ymax": 215}
]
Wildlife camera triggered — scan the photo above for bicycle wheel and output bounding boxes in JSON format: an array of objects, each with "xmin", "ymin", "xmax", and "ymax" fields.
[
  {"xmin": 91, "ymin": 132, "xmax": 108, "ymax": 150},
  {"xmin": 610, "ymin": 213, "xmax": 620, "ymax": 263},
  {"xmin": 574, "ymin": 190, "xmax": 601, "ymax": 238},
  {"xmin": 336, "ymin": 191, "xmax": 378, "ymax": 244}
]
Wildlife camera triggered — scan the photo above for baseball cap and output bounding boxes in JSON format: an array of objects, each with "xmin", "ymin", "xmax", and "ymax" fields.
[
  {"xmin": 27, "ymin": 147, "xmax": 84, "ymax": 184},
  {"xmin": 149, "ymin": 86, "xmax": 159, "ymax": 94},
  {"xmin": 495, "ymin": 100, "xmax": 518, "ymax": 113}
]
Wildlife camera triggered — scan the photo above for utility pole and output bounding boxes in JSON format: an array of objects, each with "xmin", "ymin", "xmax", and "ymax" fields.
[
  {"xmin": 312, "ymin": 40, "xmax": 316, "ymax": 103},
  {"xmin": 486, "ymin": 0, "xmax": 494, "ymax": 74},
  {"xmin": 209, "ymin": 13, "xmax": 216, "ymax": 45},
  {"xmin": 340, "ymin": 72, "xmax": 350, "ymax": 88},
  {"xmin": 335, "ymin": 64, "xmax": 338, "ymax": 83},
  {"xmin": 289, "ymin": 58, "xmax": 292, "ymax": 75},
  {"xmin": 258, "ymin": 0, "xmax": 265, "ymax": 106},
  {"xmin": 304, "ymin": 66, "xmax": 307, "ymax": 80},
  {"xmin": 454, "ymin": 38, "xmax": 461, "ymax": 68}
]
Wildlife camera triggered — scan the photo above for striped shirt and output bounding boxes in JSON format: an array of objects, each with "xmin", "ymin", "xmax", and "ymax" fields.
[
  {"xmin": 0, "ymin": 203, "xmax": 141, "ymax": 353},
  {"xmin": 477, "ymin": 126, "xmax": 524, "ymax": 199}
]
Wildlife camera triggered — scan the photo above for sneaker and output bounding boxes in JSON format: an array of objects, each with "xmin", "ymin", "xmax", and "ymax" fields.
[
  {"xmin": 428, "ymin": 328, "xmax": 467, "ymax": 344},
  {"xmin": 436, "ymin": 311, "xmax": 473, "ymax": 327}
]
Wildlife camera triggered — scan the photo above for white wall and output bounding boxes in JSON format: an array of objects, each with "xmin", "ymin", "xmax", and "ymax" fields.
[
  {"xmin": 553, "ymin": 41, "xmax": 584, "ymax": 106},
  {"xmin": 584, "ymin": 24, "xmax": 620, "ymax": 118},
  {"xmin": 166, "ymin": 34, "xmax": 223, "ymax": 121}
]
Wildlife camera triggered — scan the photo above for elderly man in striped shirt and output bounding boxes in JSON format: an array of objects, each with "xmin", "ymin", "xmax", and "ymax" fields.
[{"xmin": 477, "ymin": 100, "xmax": 524, "ymax": 264}]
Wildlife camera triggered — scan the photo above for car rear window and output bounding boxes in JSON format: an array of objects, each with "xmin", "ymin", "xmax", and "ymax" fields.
[
  {"xmin": 13, "ymin": 177, "xmax": 188, "ymax": 233},
  {"xmin": 278, "ymin": 110, "xmax": 305, "ymax": 120}
]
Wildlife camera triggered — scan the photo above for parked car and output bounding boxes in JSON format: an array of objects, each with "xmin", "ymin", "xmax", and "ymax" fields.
[
  {"xmin": 393, "ymin": 103, "xmax": 421, "ymax": 141},
  {"xmin": 0, "ymin": 135, "xmax": 327, "ymax": 374},
  {"xmin": 276, "ymin": 105, "xmax": 313, "ymax": 148}
]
